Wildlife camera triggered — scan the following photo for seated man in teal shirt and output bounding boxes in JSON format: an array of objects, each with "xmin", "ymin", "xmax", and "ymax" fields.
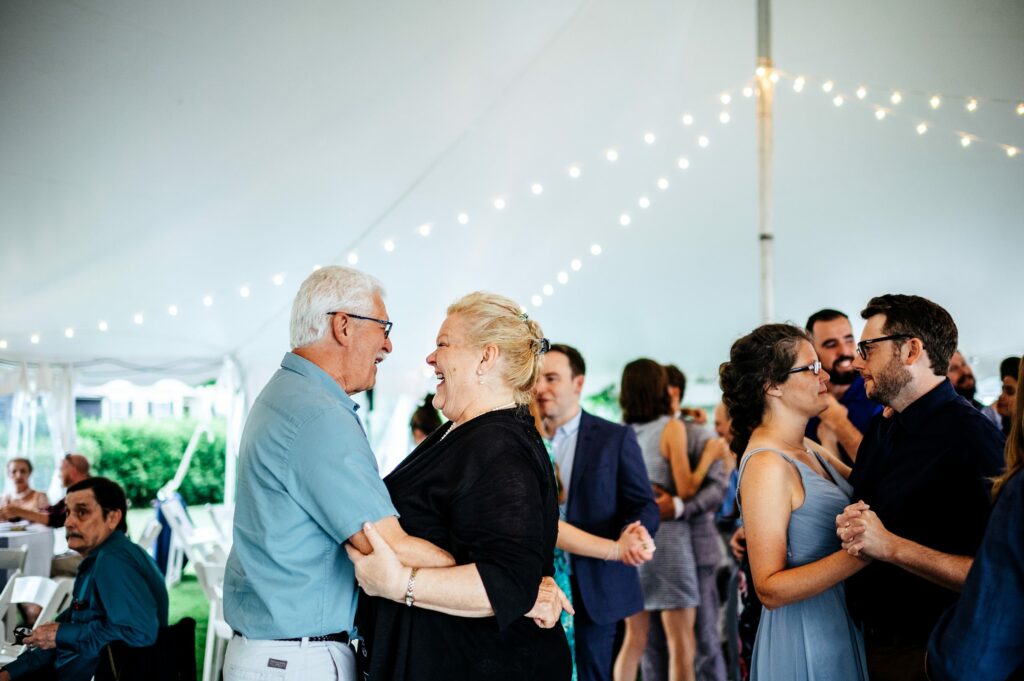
[{"xmin": 1, "ymin": 477, "xmax": 169, "ymax": 681}]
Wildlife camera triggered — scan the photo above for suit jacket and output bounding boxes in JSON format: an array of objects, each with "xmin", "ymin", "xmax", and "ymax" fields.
[{"xmin": 566, "ymin": 410, "xmax": 660, "ymax": 625}]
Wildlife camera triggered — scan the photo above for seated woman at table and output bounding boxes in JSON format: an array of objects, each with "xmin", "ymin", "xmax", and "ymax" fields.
[
  {"xmin": 347, "ymin": 291, "xmax": 572, "ymax": 680},
  {"xmin": 0, "ymin": 458, "xmax": 49, "ymax": 514}
]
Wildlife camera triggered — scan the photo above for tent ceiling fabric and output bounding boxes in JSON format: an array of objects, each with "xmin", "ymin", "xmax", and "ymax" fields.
[{"xmin": 1, "ymin": 0, "xmax": 1022, "ymax": 398}]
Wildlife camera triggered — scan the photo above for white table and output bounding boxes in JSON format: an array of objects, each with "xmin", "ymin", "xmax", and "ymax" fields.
[{"xmin": 0, "ymin": 524, "xmax": 55, "ymax": 588}]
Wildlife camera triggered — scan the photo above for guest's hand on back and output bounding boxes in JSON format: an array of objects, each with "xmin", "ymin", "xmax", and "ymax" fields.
[
  {"xmin": 525, "ymin": 576, "xmax": 574, "ymax": 628},
  {"xmin": 729, "ymin": 526, "xmax": 746, "ymax": 561},
  {"xmin": 681, "ymin": 407, "xmax": 708, "ymax": 424},
  {"xmin": 652, "ymin": 485, "xmax": 675, "ymax": 520}
]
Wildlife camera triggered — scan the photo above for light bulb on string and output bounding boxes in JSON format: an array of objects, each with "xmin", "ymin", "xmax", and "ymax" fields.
[
  {"xmin": 605, "ymin": 149, "xmax": 619, "ymax": 162},
  {"xmin": 557, "ymin": 271, "xmax": 569, "ymax": 285},
  {"xmin": 822, "ymin": 80, "xmax": 834, "ymax": 93},
  {"xmin": 619, "ymin": 214, "xmax": 631, "ymax": 227},
  {"xmin": 417, "ymin": 223, "xmax": 432, "ymax": 237},
  {"xmin": 0, "ymin": 340, "xmax": 6, "ymax": 350},
  {"xmin": 590, "ymin": 244, "xmax": 602, "ymax": 256},
  {"xmin": 272, "ymin": 273, "xmax": 285, "ymax": 286},
  {"xmin": 570, "ymin": 259, "xmax": 582, "ymax": 271},
  {"xmin": 769, "ymin": 71, "xmax": 779, "ymax": 83},
  {"xmin": 1006, "ymin": 147, "xmax": 1019, "ymax": 158},
  {"xmin": 531, "ymin": 183, "xmax": 543, "ymax": 195},
  {"xmin": 202, "ymin": 295, "xmax": 214, "ymax": 307},
  {"xmin": 30, "ymin": 334, "xmax": 40, "ymax": 345},
  {"xmin": 720, "ymin": 93, "xmax": 731, "ymax": 105},
  {"xmin": 543, "ymin": 284, "xmax": 554, "ymax": 296},
  {"xmin": 960, "ymin": 135, "xmax": 972, "ymax": 148},
  {"xmin": 793, "ymin": 77, "xmax": 806, "ymax": 93},
  {"xmin": 742, "ymin": 86, "xmax": 754, "ymax": 98},
  {"xmin": 168, "ymin": 304, "xmax": 179, "ymax": 316},
  {"xmin": 65, "ymin": 328, "xmax": 74, "ymax": 339},
  {"xmin": 347, "ymin": 252, "xmax": 359, "ymax": 265},
  {"xmin": 856, "ymin": 86, "xmax": 867, "ymax": 99},
  {"xmin": 875, "ymin": 109, "xmax": 887, "ymax": 121},
  {"xmin": 493, "ymin": 197, "xmax": 506, "ymax": 210},
  {"xmin": 719, "ymin": 111, "xmax": 731, "ymax": 124},
  {"xmin": 643, "ymin": 132, "xmax": 656, "ymax": 145},
  {"xmin": 916, "ymin": 122, "xmax": 928, "ymax": 135},
  {"xmin": 657, "ymin": 177, "xmax": 669, "ymax": 190},
  {"xmin": 1016, "ymin": 102, "xmax": 1024, "ymax": 116},
  {"xmin": 678, "ymin": 157, "xmax": 690, "ymax": 170},
  {"xmin": 698, "ymin": 135, "xmax": 710, "ymax": 148},
  {"xmin": 755, "ymin": 66, "xmax": 766, "ymax": 77},
  {"xmin": 966, "ymin": 98, "xmax": 978, "ymax": 112},
  {"xmin": 890, "ymin": 91, "xmax": 902, "ymax": 105},
  {"xmin": 833, "ymin": 95, "xmax": 844, "ymax": 107},
  {"xmin": 929, "ymin": 95, "xmax": 941, "ymax": 109},
  {"xmin": 312, "ymin": 264, "xmax": 321, "ymax": 271},
  {"xmin": 133, "ymin": 313, "xmax": 144, "ymax": 325},
  {"xmin": 383, "ymin": 239, "xmax": 396, "ymax": 252},
  {"xmin": 681, "ymin": 114, "xmax": 694, "ymax": 126},
  {"xmin": 98, "ymin": 320, "xmax": 109, "ymax": 331},
  {"xmin": 239, "ymin": 285, "xmax": 251, "ymax": 298},
  {"xmin": 457, "ymin": 213, "xmax": 470, "ymax": 225},
  {"xmin": 531, "ymin": 295, "xmax": 543, "ymax": 307},
  {"xmin": 568, "ymin": 166, "xmax": 581, "ymax": 179},
  {"xmin": 638, "ymin": 196, "xmax": 650, "ymax": 209}
]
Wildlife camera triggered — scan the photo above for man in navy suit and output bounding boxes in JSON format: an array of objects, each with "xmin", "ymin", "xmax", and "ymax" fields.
[{"xmin": 535, "ymin": 344, "xmax": 660, "ymax": 681}]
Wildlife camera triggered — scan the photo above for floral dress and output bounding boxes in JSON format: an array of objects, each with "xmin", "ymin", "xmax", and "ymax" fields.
[{"xmin": 545, "ymin": 440, "xmax": 577, "ymax": 681}]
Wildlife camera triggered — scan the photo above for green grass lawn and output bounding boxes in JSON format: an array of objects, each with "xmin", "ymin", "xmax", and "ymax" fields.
[{"xmin": 126, "ymin": 506, "xmax": 215, "ymax": 677}]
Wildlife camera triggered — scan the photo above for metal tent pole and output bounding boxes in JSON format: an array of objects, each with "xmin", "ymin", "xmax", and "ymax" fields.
[{"xmin": 756, "ymin": 0, "xmax": 775, "ymax": 323}]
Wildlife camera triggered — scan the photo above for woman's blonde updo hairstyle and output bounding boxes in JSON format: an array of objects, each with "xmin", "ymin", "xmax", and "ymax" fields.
[{"xmin": 446, "ymin": 292, "xmax": 546, "ymax": 405}]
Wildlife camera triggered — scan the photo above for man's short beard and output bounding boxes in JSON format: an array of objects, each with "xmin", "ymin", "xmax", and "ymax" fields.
[
  {"xmin": 870, "ymin": 353, "xmax": 914, "ymax": 406},
  {"xmin": 953, "ymin": 380, "xmax": 976, "ymax": 402},
  {"xmin": 829, "ymin": 367, "xmax": 858, "ymax": 386}
]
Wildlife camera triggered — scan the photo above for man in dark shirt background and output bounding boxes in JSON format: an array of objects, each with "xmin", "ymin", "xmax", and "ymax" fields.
[{"xmin": 837, "ymin": 294, "xmax": 1005, "ymax": 681}]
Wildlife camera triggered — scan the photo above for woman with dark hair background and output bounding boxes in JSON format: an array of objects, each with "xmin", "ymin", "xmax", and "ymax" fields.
[
  {"xmin": 721, "ymin": 324, "xmax": 868, "ymax": 680},
  {"xmin": 614, "ymin": 359, "xmax": 719, "ymax": 681},
  {"xmin": 409, "ymin": 393, "xmax": 443, "ymax": 445}
]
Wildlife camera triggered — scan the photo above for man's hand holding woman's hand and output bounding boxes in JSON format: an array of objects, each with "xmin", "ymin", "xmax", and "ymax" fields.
[{"xmin": 617, "ymin": 521, "xmax": 655, "ymax": 566}]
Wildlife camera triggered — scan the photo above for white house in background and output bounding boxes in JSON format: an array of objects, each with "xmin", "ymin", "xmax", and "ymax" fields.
[{"xmin": 75, "ymin": 379, "xmax": 224, "ymax": 422}]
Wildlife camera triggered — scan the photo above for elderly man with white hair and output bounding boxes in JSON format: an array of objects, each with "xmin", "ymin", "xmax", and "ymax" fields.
[{"xmin": 223, "ymin": 266, "xmax": 454, "ymax": 681}]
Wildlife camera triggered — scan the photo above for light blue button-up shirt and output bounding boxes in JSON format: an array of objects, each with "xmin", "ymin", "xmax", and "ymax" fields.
[
  {"xmin": 550, "ymin": 408, "xmax": 582, "ymax": 502},
  {"xmin": 224, "ymin": 352, "xmax": 397, "ymax": 639}
]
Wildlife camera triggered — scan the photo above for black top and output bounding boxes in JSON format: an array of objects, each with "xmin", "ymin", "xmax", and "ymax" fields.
[
  {"xmin": 846, "ymin": 379, "xmax": 1006, "ymax": 646},
  {"xmin": 357, "ymin": 407, "xmax": 571, "ymax": 680}
]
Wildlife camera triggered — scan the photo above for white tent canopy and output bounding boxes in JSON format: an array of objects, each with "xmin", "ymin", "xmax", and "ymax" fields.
[{"xmin": 2, "ymin": 0, "xmax": 1022, "ymax": 409}]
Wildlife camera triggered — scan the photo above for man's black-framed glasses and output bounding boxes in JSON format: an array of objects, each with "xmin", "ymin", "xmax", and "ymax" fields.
[
  {"xmin": 327, "ymin": 312, "xmax": 393, "ymax": 339},
  {"xmin": 788, "ymin": 360, "xmax": 822, "ymax": 376},
  {"xmin": 855, "ymin": 334, "xmax": 912, "ymax": 361}
]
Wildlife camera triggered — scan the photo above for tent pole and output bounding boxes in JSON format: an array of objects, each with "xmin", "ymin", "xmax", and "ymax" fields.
[{"xmin": 756, "ymin": 0, "xmax": 775, "ymax": 323}]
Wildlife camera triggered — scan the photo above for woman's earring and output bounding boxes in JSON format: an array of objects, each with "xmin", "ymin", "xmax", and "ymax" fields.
[{"xmin": 477, "ymin": 370, "xmax": 484, "ymax": 385}]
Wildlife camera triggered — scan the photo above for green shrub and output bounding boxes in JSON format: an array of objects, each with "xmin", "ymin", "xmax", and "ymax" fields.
[{"xmin": 76, "ymin": 418, "xmax": 226, "ymax": 508}]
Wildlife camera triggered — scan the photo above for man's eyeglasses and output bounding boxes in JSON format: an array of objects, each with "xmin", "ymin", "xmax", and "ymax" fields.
[
  {"xmin": 855, "ymin": 334, "xmax": 913, "ymax": 361},
  {"xmin": 788, "ymin": 360, "xmax": 822, "ymax": 376},
  {"xmin": 327, "ymin": 312, "xmax": 393, "ymax": 339}
]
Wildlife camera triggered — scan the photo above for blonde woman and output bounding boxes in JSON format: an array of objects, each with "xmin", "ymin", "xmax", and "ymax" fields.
[
  {"xmin": 348, "ymin": 292, "xmax": 572, "ymax": 680},
  {"xmin": 0, "ymin": 458, "xmax": 49, "ymax": 512}
]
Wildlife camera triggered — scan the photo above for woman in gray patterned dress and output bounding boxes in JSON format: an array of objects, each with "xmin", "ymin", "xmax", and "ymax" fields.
[{"xmin": 614, "ymin": 359, "xmax": 722, "ymax": 681}]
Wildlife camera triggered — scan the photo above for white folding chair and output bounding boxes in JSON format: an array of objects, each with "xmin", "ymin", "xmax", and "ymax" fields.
[
  {"xmin": 158, "ymin": 494, "xmax": 227, "ymax": 568},
  {"xmin": 194, "ymin": 560, "xmax": 231, "ymax": 681},
  {"xmin": 0, "ymin": 547, "xmax": 29, "ymax": 573},
  {"xmin": 204, "ymin": 503, "xmax": 234, "ymax": 549},
  {"xmin": 135, "ymin": 518, "xmax": 164, "ymax": 554},
  {"xmin": 0, "ymin": 575, "xmax": 71, "ymax": 642}
]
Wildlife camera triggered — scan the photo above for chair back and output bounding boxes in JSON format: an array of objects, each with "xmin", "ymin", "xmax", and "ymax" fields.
[
  {"xmin": 0, "ymin": 547, "xmax": 28, "ymax": 572},
  {"xmin": 193, "ymin": 561, "xmax": 224, "ymax": 603},
  {"xmin": 95, "ymin": 617, "xmax": 197, "ymax": 681},
  {"xmin": 136, "ymin": 518, "xmax": 164, "ymax": 553}
]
